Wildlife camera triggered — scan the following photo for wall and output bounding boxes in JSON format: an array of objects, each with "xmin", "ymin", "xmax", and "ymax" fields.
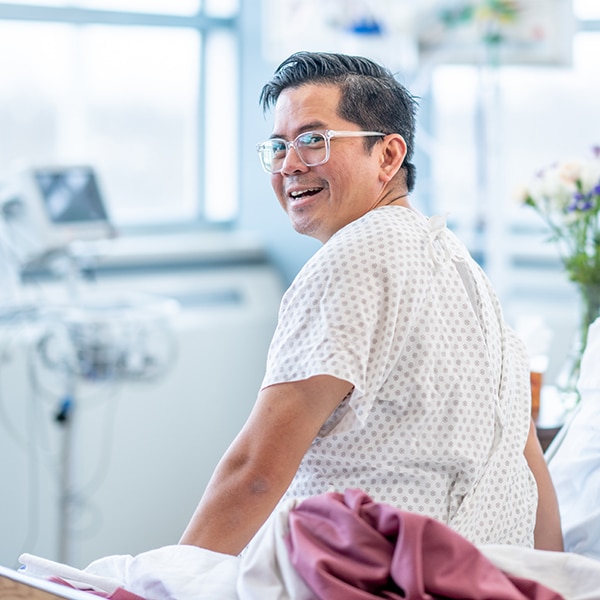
[
  {"xmin": 238, "ymin": 0, "xmax": 320, "ymax": 286},
  {"xmin": 0, "ymin": 236, "xmax": 284, "ymax": 569}
]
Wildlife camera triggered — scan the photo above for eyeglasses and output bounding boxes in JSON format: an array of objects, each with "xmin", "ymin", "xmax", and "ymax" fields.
[{"xmin": 256, "ymin": 129, "xmax": 385, "ymax": 174}]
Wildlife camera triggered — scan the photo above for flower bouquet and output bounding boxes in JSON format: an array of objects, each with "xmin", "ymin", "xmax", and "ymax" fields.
[{"xmin": 520, "ymin": 146, "xmax": 600, "ymax": 390}]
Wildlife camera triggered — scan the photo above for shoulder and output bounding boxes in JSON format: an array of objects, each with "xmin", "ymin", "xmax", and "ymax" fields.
[
  {"xmin": 289, "ymin": 208, "xmax": 427, "ymax": 299},
  {"xmin": 335, "ymin": 206, "xmax": 426, "ymax": 241},
  {"xmin": 323, "ymin": 207, "xmax": 426, "ymax": 264}
]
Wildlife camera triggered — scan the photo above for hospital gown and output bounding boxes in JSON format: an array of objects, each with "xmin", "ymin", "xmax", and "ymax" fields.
[{"xmin": 261, "ymin": 206, "xmax": 537, "ymax": 546}]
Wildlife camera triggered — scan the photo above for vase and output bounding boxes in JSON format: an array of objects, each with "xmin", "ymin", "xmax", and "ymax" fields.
[
  {"xmin": 579, "ymin": 282, "xmax": 600, "ymax": 352},
  {"xmin": 557, "ymin": 282, "xmax": 600, "ymax": 398}
]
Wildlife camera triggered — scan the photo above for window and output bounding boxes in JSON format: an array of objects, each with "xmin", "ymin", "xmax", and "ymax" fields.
[
  {"xmin": 5, "ymin": 0, "xmax": 201, "ymax": 13},
  {"xmin": 0, "ymin": 2, "xmax": 239, "ymax": 227},
  {"xmin": 574, "ymin": 0, "xmax": 600, "ymax": 20},
  {"xmin": 424, "ymin": 1, "xmax": 600, "ymax": 379},
  {"xmin": 427, "ymin": 1, "xmax": 600, "ymax": 244}
]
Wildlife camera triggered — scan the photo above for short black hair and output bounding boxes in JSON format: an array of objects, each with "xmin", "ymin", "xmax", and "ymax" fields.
[{"xmin": 260, "ymin": 51, "xmax": 418, "ymax": 192}]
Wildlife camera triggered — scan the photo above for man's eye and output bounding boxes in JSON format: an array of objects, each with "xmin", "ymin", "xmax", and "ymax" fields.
[
  {"xmin": 270, "ymin": 140, "xmax": 287, "ymax": 154},
  {"xmin": 298, "ymin": 133, "xmax": 325, "ymax": 147}
]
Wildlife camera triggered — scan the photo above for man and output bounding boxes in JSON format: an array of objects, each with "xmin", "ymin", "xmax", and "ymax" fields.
[{"xmin": 179, "ymin": 51, "xmax": 562, "ymax": 555}]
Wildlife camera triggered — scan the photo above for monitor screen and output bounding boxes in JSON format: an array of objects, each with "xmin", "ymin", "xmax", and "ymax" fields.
[
  {"xmin": 10, "ymin": 164, "xmax": 115, "ymax": 264},
  {"xmin": 34, "ymin": 166, "xmax": 109, "ymax": 225}
]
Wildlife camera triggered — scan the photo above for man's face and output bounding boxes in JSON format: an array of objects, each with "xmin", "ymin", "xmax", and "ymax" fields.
[{"xmin": 269, "ymin": 83, "xmax": 386, "ymax": 243}]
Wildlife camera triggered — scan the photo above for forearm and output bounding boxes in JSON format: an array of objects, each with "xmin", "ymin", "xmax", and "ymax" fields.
[
  {"xmin": 178, "ymin": 443, "xmax": 294, "ymax": 555},
  {"xmin": 178, "ymin": 376, "xmax": 354, "ymax": 555},
  {"xmin": 524, "ymin": 419, "xmax": 563, "ymax": 551}
]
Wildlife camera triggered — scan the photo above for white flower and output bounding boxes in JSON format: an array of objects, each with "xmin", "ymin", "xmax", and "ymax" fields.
[
  {"xmin": 538, "ymin": 166, "xmax": 575, "ymax": 212},
  {"xmin": 522, "ymin": 148, "xmax": 600, "ymax": 380},
  {"xmin": 523, "ymin": 150, "xmax": 600, "ymax": 226},
  {"xmin": 580, "ymin": 159, "xmax": 600, "ymax": 192},
  {"xmin": 558, "ymin": 158, "xmax": 584, "ymax": 185},
  {"xmin": 513, "ymin": 183, "xmax": 530, "ymax": 205}
]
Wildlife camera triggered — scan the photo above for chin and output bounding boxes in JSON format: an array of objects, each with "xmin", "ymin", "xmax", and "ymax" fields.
[{"xmin": 290, "ymin": 216, "xmax": 321, "ymax": 240}]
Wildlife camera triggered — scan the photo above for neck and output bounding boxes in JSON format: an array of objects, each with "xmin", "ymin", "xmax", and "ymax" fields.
[
  {"xmin": 375, "ymin": 189, "xmax": 410, "ymax": 209},
  {"xmin": 384, "ymin": 193, "xmax": 408, "ymax": 206}
]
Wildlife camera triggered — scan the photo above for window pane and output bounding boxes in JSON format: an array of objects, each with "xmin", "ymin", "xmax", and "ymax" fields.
[
  {"xmin": 574, "ymin": 0, "xmax": 600, "ymax": 20},
  {"xmin": 76, "ymin": 0, "xmax": 200, "ymax": 15},
  {"xmin": 0, "ymin": 22, "xmax": 200, "ymax": 226},
  {"xmin": 2, "ymin": 0, "xmax": 66, "ymax": 4},
  {"xmin": 1, "ymin": 0, "xmax": 200, "ymax": 9},
  {"xmin": 203, "ymin": 0, "xmax": 238, "ymax": 18},
  {"xmin": 430, "ymin": 31, "xmax": 600, "ymax": 231},
  {"xmin": 204, "ymin": 30, "xmax": 238, "ymax": 221},
  {"xmin": 84, "ymin": 26, "xmax": 200, "ymax": 224},
  {"xmin": 430, "ymin": 66, "xmax": 479, "ymax": 229},
  {"xmin": 0, "ymin": 22, "xmax": 72, "ymax": 176},
  {"xmin": 573, "ymin": 30, "xmax": 600, "ymax": 70}
]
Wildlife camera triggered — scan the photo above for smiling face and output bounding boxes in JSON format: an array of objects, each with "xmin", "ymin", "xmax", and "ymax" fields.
[{"xmin": 269, "ymin": 83, "xmax": 395, "ymax": 243}]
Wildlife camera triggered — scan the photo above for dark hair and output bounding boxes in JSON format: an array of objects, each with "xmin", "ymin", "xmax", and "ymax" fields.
[{"xmin": 260, "ymin": 51, "xmax": 418, "ymax": 192}]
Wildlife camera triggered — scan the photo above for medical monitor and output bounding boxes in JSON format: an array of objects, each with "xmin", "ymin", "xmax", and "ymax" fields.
[{"xmin": 14, "ymin": 165, "xmax": 115, "ymax": 262}]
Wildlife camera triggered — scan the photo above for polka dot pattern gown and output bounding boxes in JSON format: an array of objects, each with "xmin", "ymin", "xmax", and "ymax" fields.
[{"xmin": 262, "ymin": 207, "xmax": 537, "ymax": 546}]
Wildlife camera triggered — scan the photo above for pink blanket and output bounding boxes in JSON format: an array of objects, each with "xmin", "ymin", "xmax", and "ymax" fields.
[{"xmin": 286, "ymin": 489, "xmax": 564, "ymax": 600}]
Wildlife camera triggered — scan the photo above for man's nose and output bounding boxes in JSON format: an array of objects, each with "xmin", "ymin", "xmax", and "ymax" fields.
[{"xmin": 280, "ymin": 144, "xmax": 308, "ymax": 174}]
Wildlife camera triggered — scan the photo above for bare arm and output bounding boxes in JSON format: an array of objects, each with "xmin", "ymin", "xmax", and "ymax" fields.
[
  {"xmin": 524, "ymin": 418, "xmax": 563, "ymax": 551},
  {"xmin": 178, "ymin": 374, "xmax": 353, "ymax": 555}
]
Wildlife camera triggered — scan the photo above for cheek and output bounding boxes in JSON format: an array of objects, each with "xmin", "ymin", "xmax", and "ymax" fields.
[
  {"xmin": 271, "ymin": 176, "xmax": 287, "ymax": 208},
  {"xmin": 328, "ymin": 172, "xmax": 352, "ymax": 201}
]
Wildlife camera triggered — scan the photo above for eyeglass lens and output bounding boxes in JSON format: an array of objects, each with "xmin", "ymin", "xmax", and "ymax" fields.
[{"xmin": 260, "ymin": 131, "xmax": 329, "ymax": 173}]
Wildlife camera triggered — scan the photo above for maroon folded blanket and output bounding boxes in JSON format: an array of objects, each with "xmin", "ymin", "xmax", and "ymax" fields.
[{"xmin": 286, "ymin": 489, "xmax": 564, "ymax": 600}]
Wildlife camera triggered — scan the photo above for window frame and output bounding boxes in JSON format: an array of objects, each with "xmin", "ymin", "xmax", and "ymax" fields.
[{"xmin": 0, "ymin": 2, "xmax": 241, "ymax": 231}]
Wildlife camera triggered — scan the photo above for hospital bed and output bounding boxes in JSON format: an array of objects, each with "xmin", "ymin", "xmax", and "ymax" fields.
[
  {"xmin": 3, "ymin": 494, "xmax": 600, "ymax": 600},
  {"xmin": 3, "ymin": 322, "xmax": 600, "ymax": 600}
]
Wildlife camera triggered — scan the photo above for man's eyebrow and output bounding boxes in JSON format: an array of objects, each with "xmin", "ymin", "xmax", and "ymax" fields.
[{"xmin": 270, "ymin": 121, "xmax": 327, "ymax": 140}]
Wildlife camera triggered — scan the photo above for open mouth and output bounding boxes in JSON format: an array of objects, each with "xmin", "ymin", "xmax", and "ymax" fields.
[{"xmin": 289, "ymin": 187, "xmax": 323, "ymax": 200}]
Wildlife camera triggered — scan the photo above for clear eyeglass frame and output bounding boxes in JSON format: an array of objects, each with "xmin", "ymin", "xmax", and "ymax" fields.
[{"xmin": 256, "ymin": 129, "xmax": 385, "ymax": 174}]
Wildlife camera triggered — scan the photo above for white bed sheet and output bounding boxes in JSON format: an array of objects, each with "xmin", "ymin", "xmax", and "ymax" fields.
[
  {"xmin": 16, "ymin": 497, "xmax": 600, "ymax": 600},
  {"xmin": 18, "ymin": 498, "xmax": 309, "ymax": 600},
  {"xmin": 547, "ymin": 318, "xmax": 600, "ymax": 562},
  {"xmin": 14, "ymin": 320, "xmax": 600, "ymax": 599},
  {"xmin": 479, "ymin": 545, "xmax": 600, "ymax": 600}
]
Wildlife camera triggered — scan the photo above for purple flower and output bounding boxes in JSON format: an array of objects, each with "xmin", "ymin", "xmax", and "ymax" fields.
[
  {"xmin": 568, "ymin": 191, "xmax": 594, "ymax": 212},
  {"xmin": 592, "ymin": 145, "xmax": 600, "ymax": 159}
]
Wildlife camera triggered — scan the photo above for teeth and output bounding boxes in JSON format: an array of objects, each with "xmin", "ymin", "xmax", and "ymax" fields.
[{"xmin": 291, "ymin": 188, "xmax": 320, "ymax": 198}]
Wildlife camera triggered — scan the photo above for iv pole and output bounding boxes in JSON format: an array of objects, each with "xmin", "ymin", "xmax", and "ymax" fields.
[{"xmin": 56, "ymin": 383, "xmax": 75, "ymax": 565}]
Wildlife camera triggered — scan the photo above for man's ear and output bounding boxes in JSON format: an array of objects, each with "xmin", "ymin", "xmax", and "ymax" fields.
[{"xmin": 379, "ymin": 134, "xmax": 407, "ymax": 183}]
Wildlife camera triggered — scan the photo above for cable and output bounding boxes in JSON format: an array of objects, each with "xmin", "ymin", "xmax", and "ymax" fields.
[
  {"xmin": 64, "ymin": 393, "xmax": 121, "ymax": 543},
  {"xmin": 0, "ymin": 315, "xmax": 43, "ymax": 562},
  {"xmin": 0, "ymin": 320, "xmax": 30, "ymax": 449},
  {"xmin": 5, "ymin": 287, "xmax": 179, "ymax": 563},
  {"xmin": 17, "ymin": 381, "xmax": 43, "ymax": 560}
]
